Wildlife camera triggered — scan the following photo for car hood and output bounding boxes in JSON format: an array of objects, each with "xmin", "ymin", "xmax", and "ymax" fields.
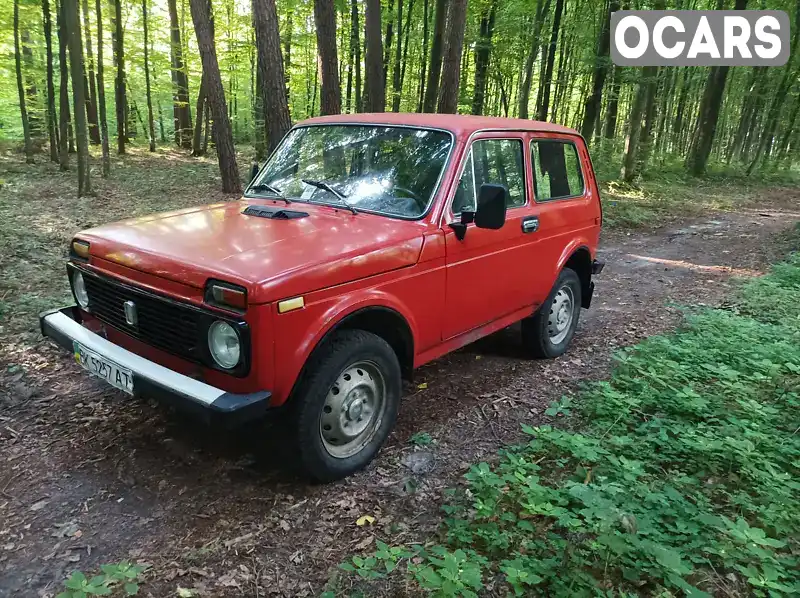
[{"xmin": 78, "ymin": 200, "xmax": 427, "ymax": 303}]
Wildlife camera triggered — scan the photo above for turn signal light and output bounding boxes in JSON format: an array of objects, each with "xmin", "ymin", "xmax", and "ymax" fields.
[
  {"xmin": 205, "ymin": 280, "xmax": 247, "ymax": 312},
  {"xmin": 71, "ymin": 239, "xmax": 90, "ymax": 260}
]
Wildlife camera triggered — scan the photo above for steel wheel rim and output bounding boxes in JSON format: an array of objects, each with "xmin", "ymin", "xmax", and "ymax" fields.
[
  {"xmin": 319, "ymin": 360, "xmax": 386, "ymax": 459},
  {"xmin": 548, "ymin": 285, "xmax": 575, "ymax": 344}
]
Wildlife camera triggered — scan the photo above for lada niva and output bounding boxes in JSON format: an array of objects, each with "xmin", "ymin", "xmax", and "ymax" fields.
[{"xmin": 40, "ymin": 113, "xmax": 603, "ymax": 481}]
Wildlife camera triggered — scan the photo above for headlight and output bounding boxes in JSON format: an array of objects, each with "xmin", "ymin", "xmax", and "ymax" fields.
[
  {"xmin": 72, "ymin": 271, "xmax": 89, "ymax": 309},
  {"xmin": 208, "ymin": 320, "xmax": 241, "ymax": 369}
]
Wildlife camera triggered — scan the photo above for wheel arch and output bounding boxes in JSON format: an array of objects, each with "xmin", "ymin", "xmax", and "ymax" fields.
[{"xmin": 559, "ymin": 244, "xmax": 593, "ymax": 309}]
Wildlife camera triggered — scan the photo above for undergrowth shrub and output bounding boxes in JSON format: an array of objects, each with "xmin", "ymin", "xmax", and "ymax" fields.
[{"xmin": 336, "ymin": 252, "xmax": 800, "ymax": 596}]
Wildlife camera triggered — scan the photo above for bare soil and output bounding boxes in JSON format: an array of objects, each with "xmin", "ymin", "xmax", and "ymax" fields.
[{"xmin": 1, "ymin": 177, "xmax": 798, "ymax": 597}]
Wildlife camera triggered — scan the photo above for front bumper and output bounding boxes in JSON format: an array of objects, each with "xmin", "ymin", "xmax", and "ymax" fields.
[{"xmin": 39, "ymin": 306, "xmax": 272, "ymax": 426}]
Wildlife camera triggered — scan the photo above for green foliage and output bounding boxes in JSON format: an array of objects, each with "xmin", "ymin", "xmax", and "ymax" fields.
[
  {"xmin": 57, "ymin": 562, "xmax": 147, "ymax": 598},
  {"xmin": 340, "ymin": 252, "xmax": 800, "ymax": 596},
  {"xmin": 409, "ymin": 431, "xmax": 434, "ymax": 446}
]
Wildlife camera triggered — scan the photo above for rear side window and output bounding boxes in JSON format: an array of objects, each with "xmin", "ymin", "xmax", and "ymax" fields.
[
  {"xmin": 452, "ymin": 139, "xmax": 526, "ymax": 214},
  {"xmin": 531, "ymin": 140, "xmax": 584, "ymax": 201}
]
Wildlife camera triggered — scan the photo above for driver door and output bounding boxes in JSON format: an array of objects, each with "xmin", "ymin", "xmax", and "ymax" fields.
[{"xmin": 442, "ymin": 133, "xmax": 539, "ymax": 340}]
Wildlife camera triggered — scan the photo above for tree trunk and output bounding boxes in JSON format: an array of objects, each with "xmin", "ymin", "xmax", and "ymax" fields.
[
  {"xmin": 382, "ymin": 0, "xmax": 395, "ymax": 96},
  {"xmin": 535, "ymin": 0, "xmax": 563, "ymax": 121},
  {"xmin": 579, "ymin": 0, "xmax": 619, "ymax": 142},
  {"xmin": 364, "ymin": 0, "xmax": 385, "ymax": 111},
  {"xmin": 168, "ymin": 0, "xmax": 192, "ymax": 148},
  {"xmin": 621, "ymin": 69, "xmax": 651, "ymax": 182},
  {"xmin": 192, "ymin": 74, "xmax": 207, "ymax": 155},
  {"xmin": 518, "ymin": 0, "xmax": 550, "ymax": 120},
  {"xmin": 252, "ymin": 0, "xmax": 292, "ymax": 153},
  {"xmin": 57, "ymin": 0, "xmax": 71, "ymax": 169},
  {"xmin": 390, "ymin": 0, "xmax": 404, "ymax": 111},
  {"xmin": 95, "ymin": 0, "xmax": 110, "ymax": 176},
  {"xmin": 80, "ymin": 0, "xmax": 100, "ymax": 143},
  {"xmin": 422, "ymin": 0, "xmax": 446, "ymax": 112},
  {"xmin": 190, "ymin": 0, "xmax": 240, "ymax": 192},
  {"xmin": 14, "ymin": 0, "xmax": 35, "ymax": 164},
  {"xmin": 314, "ymin": 0, "xmax": 342, "ymax": 115},
  {"xmin": 110, "ymin": 0, "xmax": 126, "ymax": 154},
  {"xmin": 638, "ymin": 66, "xmax": 661, "ymax": 172},
  {"xmin": 346, "ymin": 0, "xmax": 361, "ymax": 112},
  {"xmin": 398, "ymin": 0, "xmax": 415, "ymax": 111},
  {"xmin": 436, "ymin": 0, "xmax": 467, "ymax": 114},
  {"xmin": 64, "ymin": 0, "xmax": 92, "ymax": 195},
  {"xmin": 43, "ymin": 0, "xmax": 59, "ymax": 162},
  {"xmin": 471, "ymin": 0, "xmax": 496, "ymax": 115},
  {"xmin": 603, "ymin": 65, "xmax": 621, "ymax": 139},
  {"xmin": 686, "ymin": 0, "xmax": 747, "ymax": 174},
  {"xmin": 416, "ymin": 0, "xmax": 429, "ymax": 112},
  {"xmin": 142, "ymin": 0, "xmax": 156, "ymax": 151}
]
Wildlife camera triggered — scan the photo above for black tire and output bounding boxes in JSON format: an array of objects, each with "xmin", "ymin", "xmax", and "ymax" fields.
[
  {"xmin": 287, "ymin": 329, "xmax": 401, "ymax": 482},
  {"xmin": 521, "ymin": 268, "xmax": 582, "ymax": 358}
]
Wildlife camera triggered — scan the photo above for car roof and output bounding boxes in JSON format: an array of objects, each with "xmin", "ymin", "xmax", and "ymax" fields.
[{"xmin": 299, "ymin": 113, "xmax": 580, "ymax": 137}]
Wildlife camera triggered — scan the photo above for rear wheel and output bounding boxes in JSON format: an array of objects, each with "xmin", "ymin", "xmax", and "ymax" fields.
[
  {"xmin": 288, "ymin": 330, "xmax": 401, "ymax": 482},
  {"xmin": 522, "ymin": 268, "xmax": 582, "ymax": 358}
]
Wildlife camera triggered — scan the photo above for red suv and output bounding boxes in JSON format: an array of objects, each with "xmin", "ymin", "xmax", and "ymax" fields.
[{"xmin": 40, "ymin": 114, "xmax": 603, "ymax": 481}]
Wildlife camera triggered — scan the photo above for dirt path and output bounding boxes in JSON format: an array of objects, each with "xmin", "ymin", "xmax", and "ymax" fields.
[{"xmin": 1, "ymin": 194, "xmax": 798, "ymax": 597}]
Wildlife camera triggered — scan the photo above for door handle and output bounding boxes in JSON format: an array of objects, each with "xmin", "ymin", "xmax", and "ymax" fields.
[{"xmin": 521, "ymin": 216, "xmax": 539, "ymax": 234}]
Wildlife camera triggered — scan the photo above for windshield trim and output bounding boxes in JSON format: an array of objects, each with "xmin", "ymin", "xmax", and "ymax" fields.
[{"xmin": 243, "ymin": 122, "xmax": 457, "ymax": 221}]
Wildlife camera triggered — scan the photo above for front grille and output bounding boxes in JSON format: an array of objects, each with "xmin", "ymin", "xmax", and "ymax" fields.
[{"xmin": 83, "ymin": 274, "xmax": 204, "ymax": 363}]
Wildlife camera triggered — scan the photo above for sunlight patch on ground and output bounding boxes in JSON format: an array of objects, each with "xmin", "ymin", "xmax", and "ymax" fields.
[{"xmin": 627, "ymin": 254, "xmax": 762, "ymax": 277}]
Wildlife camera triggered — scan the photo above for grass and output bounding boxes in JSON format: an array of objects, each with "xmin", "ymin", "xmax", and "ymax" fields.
[{"xmin": 334, "ymin": 242, "xmax": 800, "ymax": 596}]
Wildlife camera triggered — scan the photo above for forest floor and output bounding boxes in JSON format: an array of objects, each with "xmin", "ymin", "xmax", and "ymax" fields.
[{"xmin": 0, "ymin": 148, "xmax": 799, "ymax": 597}]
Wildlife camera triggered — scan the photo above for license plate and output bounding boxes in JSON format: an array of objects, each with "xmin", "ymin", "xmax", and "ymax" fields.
[{"xmin": 73, "ymin": 341, "xmax": 134, "ymax": 395}]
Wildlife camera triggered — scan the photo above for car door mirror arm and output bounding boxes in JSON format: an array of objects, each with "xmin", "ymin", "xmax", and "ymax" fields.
[{"xmin": 449, "ymin": 210, "xmax": 475, "ymax": 241}]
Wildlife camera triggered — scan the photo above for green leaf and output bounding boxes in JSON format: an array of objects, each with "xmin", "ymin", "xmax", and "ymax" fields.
[{"xmin": 124, "ymin": 582, "xmax": 140, "ymax": 596}]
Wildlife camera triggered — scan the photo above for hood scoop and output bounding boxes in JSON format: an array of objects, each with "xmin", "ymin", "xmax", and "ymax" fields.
[{"xmin": 242, "ymin": 205, "xmax": 309, "ymax": 220}]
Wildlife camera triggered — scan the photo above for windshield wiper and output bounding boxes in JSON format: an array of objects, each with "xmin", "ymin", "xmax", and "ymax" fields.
[
  {"xmin": 301, "ymin": 179, "xmax": 357, "ymax": 214},
  {"xmin": 247, "ymin": 183, "xmax": 290, "ymax": 204}
]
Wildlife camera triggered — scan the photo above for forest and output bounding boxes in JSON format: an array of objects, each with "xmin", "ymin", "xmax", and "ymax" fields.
[{"xmin": 2, "ymin": 0, "xmax": 799, "ymax": 196}]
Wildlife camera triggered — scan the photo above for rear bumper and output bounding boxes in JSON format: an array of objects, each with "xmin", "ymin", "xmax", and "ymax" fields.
[{"xmin": 39, "ymin": 306, "xmax": 272, "ymax": 426}]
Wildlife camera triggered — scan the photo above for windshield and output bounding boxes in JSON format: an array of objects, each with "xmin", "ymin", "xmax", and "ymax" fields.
[{"xmin": 248, "ymin": 125, "xmax": 453, "ymax": 218}]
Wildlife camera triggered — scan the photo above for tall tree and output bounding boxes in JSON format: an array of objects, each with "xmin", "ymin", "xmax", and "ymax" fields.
[
  {"xmin": 518, "ymin": 0, "xmax": 550, "ymax": 120},
  {"xmin": 192, "ymin": 75, "xmax": 207, "ymax": 156},
  {"xmin": 190, "ymin": 0, "xmax": 241, "ymax": 192},
  {"xmin": 602, "ymin": 65, "xmax": 621, "ymax": 139},
  {"xmin": 579, "ymin": 0, "xmax": 618, "ymax": 142},
  {"xmin": 142, "ymin": 0, "xmax": 156, "ymax": 152},
  {"xmin": 95, "ymin": 0, "xmax": 110, "ymax": 176},
  {"xmin": 81, "ymin": 0, "xmax": 100, "ymax": 143},
  {"xmin": 345, "ymin": 0, "xmax": 362, "ymax": 112},
  {"xmin": 436, "ymin": 0, "xmax": 467, "ymax": 113},
  {"xmin": 390, "ymin": 0, "xmax": 404, "ymax": 112},
  {"xmin": 168, "ymin": 0, "xmax": 192, "ymax": 148},
  {"xmin": 621, "ymin": 64, "xmax": 657, "ymax": 181},
  {"xmin": 252, "ymin": 0, "xmax": 292, "ymax": 153},
  {"xmin": 43, "ymin": 0, "xmax": 59, "ymax": 162},
  {"xmin": 14, "ymin": 0, "xmax": 34, "ymax": 164},
  {"xmin": 422, "ymin": 0, "xmax": 446, "ymax": 112},
  {"xmin": 57, "ymin": 0, "xmax": 71, "ymax": 170},
  {"xmin": 110, "ymin": 0, "xmax": 126, "ymax": 154},
  {"xmin": 416, "ymin": 0, "xmax": 429, "ymax": 111},
  {"xmin": 364, "ymin": 0, "xmax": 385, "ymax": 111},
  {"xmin": 314, "ymin": 0, "xmax": 342, "ymax": 115},
  {"xmin": 535, "ymin": 0, "xmax": 564, "ymax": 121},
  {"xmin": 471, "ymin": 0, "xmax": 497, "ymax": 115},
  {"xmin": 686, "ymin": 0, "xmax": 747, "ymax": 175},
  {"xmin": 64, "ymin": 0, "xmax": 92, "ymax": 195}
]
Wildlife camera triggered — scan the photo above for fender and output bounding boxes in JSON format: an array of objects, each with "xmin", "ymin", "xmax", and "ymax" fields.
[
  {"xmin": 553, "ymin": 239, "xmax": 593, "ymax": 285},
  {"xmin": 271, "ymin": 289, "xmax": 419, "ymax": 405}
]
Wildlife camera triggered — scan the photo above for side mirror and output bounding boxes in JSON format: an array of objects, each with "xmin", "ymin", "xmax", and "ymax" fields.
[
  {"xmin": 474, "ymin": 183, "xmax": 507, "ymax": 230},
  {"xmin": 249, "ymin": 161, "xmax": 261, "ymax": 184}
]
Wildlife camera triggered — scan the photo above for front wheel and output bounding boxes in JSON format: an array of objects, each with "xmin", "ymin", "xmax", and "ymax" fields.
[
  {"xmin": 288, "ymin": 330, "xmax": 401, "ymax": 482},
  {"xmin": 522, "ymin": 268, "xmax": 582, "ymax": 358}
]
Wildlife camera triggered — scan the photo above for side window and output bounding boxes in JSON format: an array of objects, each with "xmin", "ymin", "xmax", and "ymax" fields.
[
  {"xmin": 451, "ymin": 139, "xmax": 526, "ymax": 214},
  {"xmin": 531, "ymin": 140, "xmax": 585, "ymax": 201}
]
